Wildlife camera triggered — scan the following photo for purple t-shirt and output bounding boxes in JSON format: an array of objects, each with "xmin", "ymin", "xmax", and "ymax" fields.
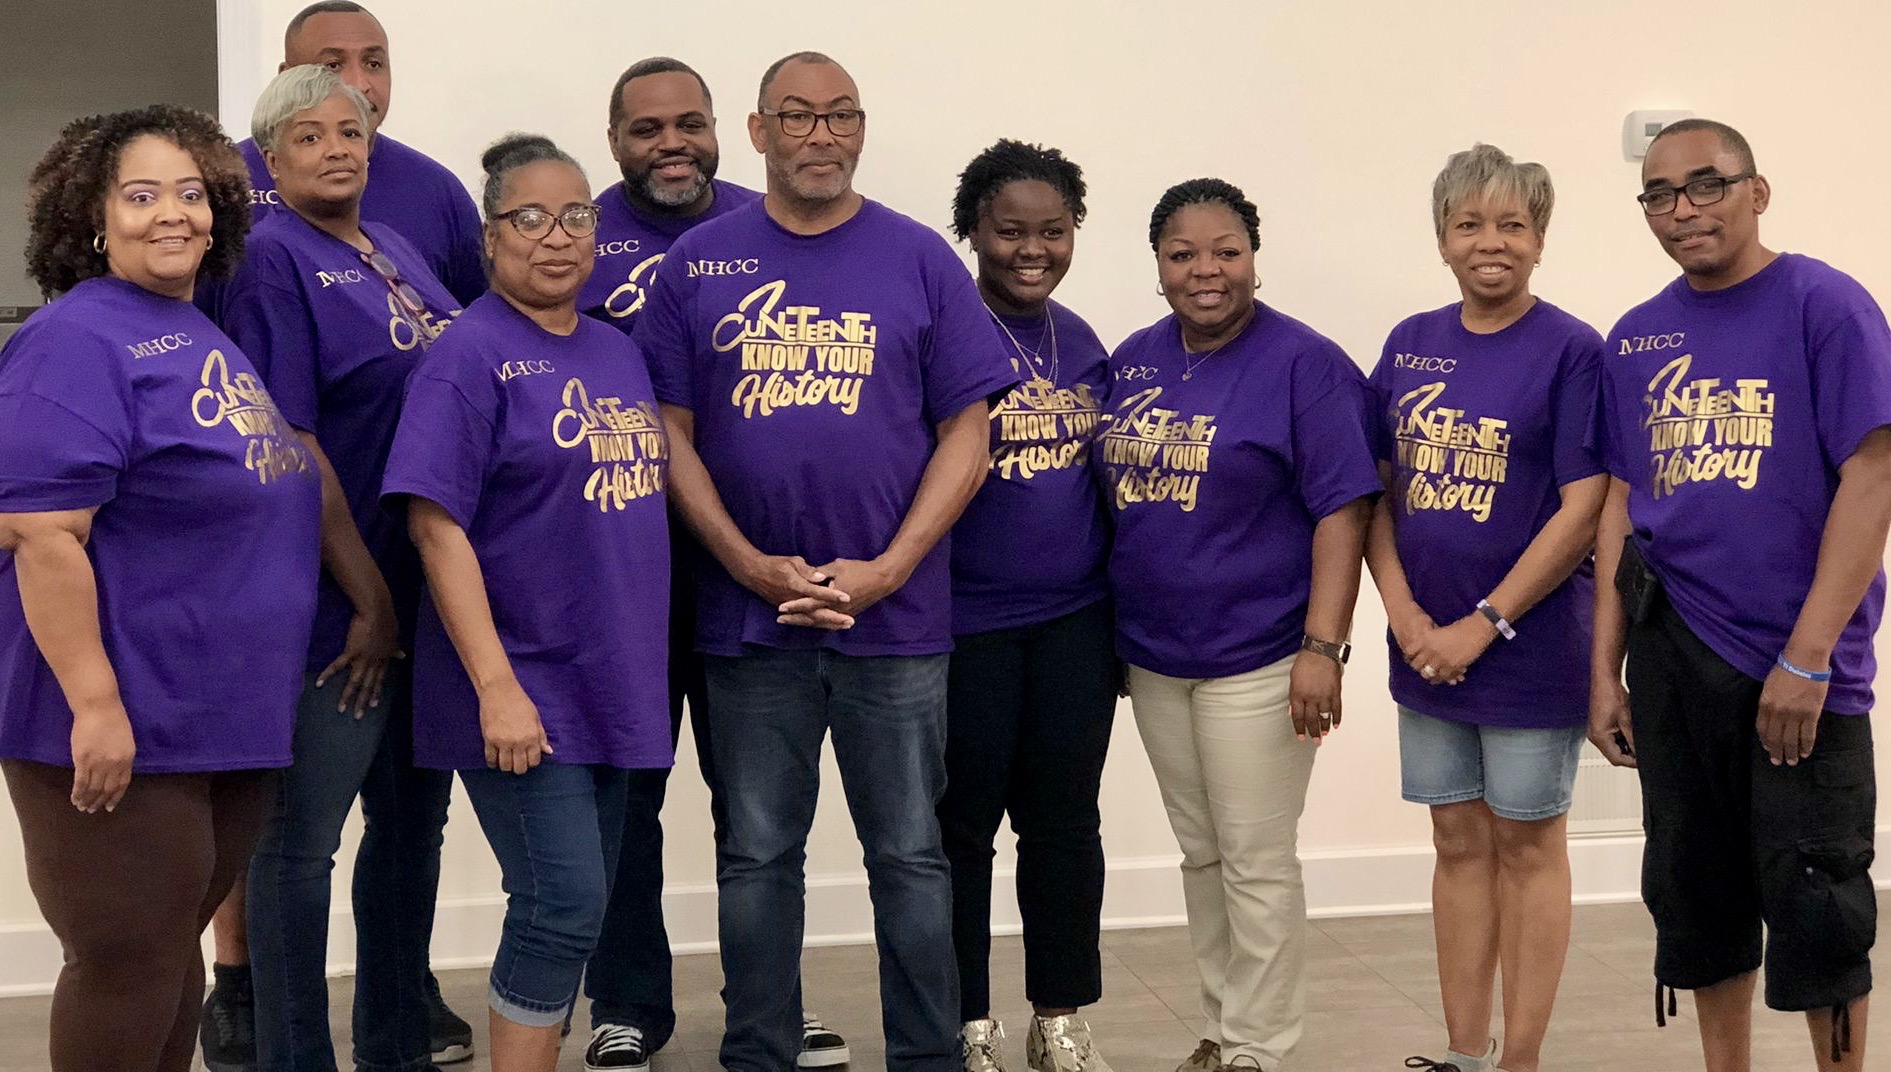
[
  {"xmin": 382, "ymin": 294, "xmax": 673, "ymax": 770},
  {"xmin": 216, "ymin": 211, "xmax": 461, "ymax": 672},
  {"xmin": 578, "ymin": 179, "xmax": 763, "ymax": 332},
  {"xmin": 1100, "ymin": 303, "xmax": 1381, "ymax": 679},
  {"xmin": 951, "ymin": 300, "xmax": 1111, "ymax": 635},
  {"xmin": 1369, "ymin": 301, "xmax": 1604, "ymax": 728},
  {"xmin": 0, "ymin": 277, "xmax": 320, "ymax": 771},
  {"xmin": 1599, "ymin": 253, "xmax": 1891, "ymax": 715},
  {"xmin": 240, "ymin": 135, "xmax": 486, "ymax": 305},
  {"xmin": 638, "ymin": 199, "xmax": 1018, "ymax": 656}
]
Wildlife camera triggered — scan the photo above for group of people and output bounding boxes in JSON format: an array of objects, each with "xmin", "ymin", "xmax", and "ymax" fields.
[{"xmin": 0, "ymin": 4, "xmax": 1886, "ymax": 1072}]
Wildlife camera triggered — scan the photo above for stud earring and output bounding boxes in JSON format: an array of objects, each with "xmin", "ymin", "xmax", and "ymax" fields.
[{"xmin": 93, "ymin": 235, "xmax": 107, "ymax": 254}]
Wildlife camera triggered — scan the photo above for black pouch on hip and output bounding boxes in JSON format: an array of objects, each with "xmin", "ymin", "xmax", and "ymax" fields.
[{"xmin": 1614, "ymin": 535, "xmax": 1661, "ymax": 625}]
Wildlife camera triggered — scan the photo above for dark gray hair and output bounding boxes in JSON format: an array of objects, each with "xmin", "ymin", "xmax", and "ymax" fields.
[
  {"xmin": 1431, "ymin": 143, "xmax": 1554, "ymax": 240},
  {"xmin": 757, "ymin": 50, "xmax": 839, "ymax": 109},
  {"xmin": 610, "ymin": 57, "xmax": 713, "ymax": 130},
  {"xmin": 480, "ymin": 133, "xmax": 586, "ymax": 218},
  {"xmin": 250, "ymin": 64, "xmax": 373, "ymax": 155}
]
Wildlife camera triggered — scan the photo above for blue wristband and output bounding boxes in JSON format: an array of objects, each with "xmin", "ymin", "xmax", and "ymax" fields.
[{"xmin": 1775, "ymin": 653, "xmax": 1833, "ymax": 683}]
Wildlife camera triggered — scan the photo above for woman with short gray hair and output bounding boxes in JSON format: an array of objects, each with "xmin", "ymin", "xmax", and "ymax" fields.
[
  {"xmin": 1364, "ymin": 143, "xmax": 1607, "ymax": 1072},
  {"xmin": 212, "ymin": 62, "xmax": 464, "ymax": 1072}
]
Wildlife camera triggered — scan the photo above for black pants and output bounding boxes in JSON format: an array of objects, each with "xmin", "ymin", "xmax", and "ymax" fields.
[
  {"xmin": 586, "ymin": 529, "xmax": 719, "ymax": 1048},
  {"xmin": 1624, "ymin": 554, "xmax": 1876, "ymax": 1012},
  {"xmin": 939, "ymin": 599, "xmax": 1117, "ymax": 1018}
]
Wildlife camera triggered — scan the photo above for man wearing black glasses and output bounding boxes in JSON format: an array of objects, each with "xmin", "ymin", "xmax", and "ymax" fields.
[
  {"xmin": 634, "ymin": 52, "xmax": 1016, "ymax": 1072},
  {"xmin": 574, "ymin": 55, "xmax": 856, "ymax": 1072},
  {"xmin": 1591, "ymin": 118, "xmax": 1891, "ymax": 1072}
]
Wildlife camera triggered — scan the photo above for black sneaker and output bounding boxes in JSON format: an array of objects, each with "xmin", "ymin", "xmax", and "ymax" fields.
[
  {"xmin": 425, "ymin": 971, "xmax": 475, "ymax": 1064},
  {"xmin": 199, "ymin": 964, "xmax": 255, "ymax": 1072},
  {"xmin": 585, "ymin": 1024, "xmax": 651, "ymax": 1071},
  {"xmin": 798, "ymin": 1015, "xmax": 850, "ymax": 1068}
]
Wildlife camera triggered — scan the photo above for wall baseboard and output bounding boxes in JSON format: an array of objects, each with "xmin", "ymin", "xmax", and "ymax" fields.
[{"xmin": 0, "ymin": 829, "xmax": 1877, "ymax": 997}]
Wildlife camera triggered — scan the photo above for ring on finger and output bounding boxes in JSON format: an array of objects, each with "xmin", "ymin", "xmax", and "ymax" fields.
[{"xmin": 1421, "ymin": 664, "xmax": 1436, "ymax": 679}]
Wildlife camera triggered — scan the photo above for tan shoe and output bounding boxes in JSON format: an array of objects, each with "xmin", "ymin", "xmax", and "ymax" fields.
[
  {"xmin": 1175, "ymin": 1038, "xmax": 1220, "ymax": 1072},
  {"xmin": 961, "ymin": 1018, "xmax": 1009, "ymax": 1072},
  {"xmin": 1026, "ymin": 1015, "xmax": 1113, "ymax": 1072}
]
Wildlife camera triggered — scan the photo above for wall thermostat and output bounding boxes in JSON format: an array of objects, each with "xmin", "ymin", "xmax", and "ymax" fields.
[{"xmin": 1623, "ymin": 110, "xmax": 1694, "ymax": 160}]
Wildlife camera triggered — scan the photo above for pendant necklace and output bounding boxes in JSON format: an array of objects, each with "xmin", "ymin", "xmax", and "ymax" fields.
[
  {"xmin": 990, "ymin": 308, "xmax": 1059, "ymax": 385},
  {"xmin": 1181, "ymin": 330, "xmax": 1228, "ymax": 381}
]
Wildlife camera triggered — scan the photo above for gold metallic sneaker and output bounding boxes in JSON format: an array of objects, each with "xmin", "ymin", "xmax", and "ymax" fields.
[
  {"xmin": 1026, "ymin": 1015, "xmax": 1113, "ymax": 1072},
  {"xmin": 961, "ymin": 1018, "xmax": 1009, "ymax": 1072},
  {"xmin": 1176, "ymin": 1039, "xmax": 1221, "ymax": 1072}
]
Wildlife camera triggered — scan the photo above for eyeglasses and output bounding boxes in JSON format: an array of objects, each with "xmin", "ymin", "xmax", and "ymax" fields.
[
  {"xmin": 1636, "ymin": 172, "xmax": 1755, "ymax": 216},
  {"xmin": 759, "ymin": 108, "xmax": 864, "ymax": 138},
  {"xmin": 490, "ymin": 203, "xmax": 602, "ymax": 240},
  {"xmin": 359, "ymin": 250, "xmax": 443, "ymax": 345}
]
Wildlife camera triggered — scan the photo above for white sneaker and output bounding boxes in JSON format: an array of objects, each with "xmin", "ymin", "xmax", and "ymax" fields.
[
  {"xmin": 798, "ymin": 1014, "xmax": 850, "ymax": 1068},
  {"xmin": 961, "ymin": 1018, "xmax": 1009, "ymax": 1072}
]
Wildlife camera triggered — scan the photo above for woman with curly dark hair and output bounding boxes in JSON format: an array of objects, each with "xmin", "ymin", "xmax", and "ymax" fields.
[
  {"xmin": 0, "ymin": 105, "xmax": 321, "ymax": 1072},
  {"xmin": 1098, "ymin": 179, "xmax": 1378, "ymax": 1072},
  {"xmin": 939, "ymin": 139, "xmax": 1117, "ymax": 1072}
]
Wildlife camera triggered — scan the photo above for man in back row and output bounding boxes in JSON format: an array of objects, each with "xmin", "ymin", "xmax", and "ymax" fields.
[
  {"xmin": 1591, "ymin": 118, "xmax": 1891, "ymax": 1072},
  {"xmin": 574, "ymin": 56, "xmax": 847, "ymax": 1072}
]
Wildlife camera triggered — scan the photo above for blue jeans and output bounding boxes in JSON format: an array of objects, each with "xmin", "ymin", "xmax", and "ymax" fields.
[
  {"xmin": 1397, "ymin": 705, "xmax": 1586, "ymax": 821},
  {"xmin": 705, "ymin": 649, "xmax": 958, "ymax": 1072},
  {"xmin": 249, "ymin": 671, "xmax": 453, "ymax": 1072},
  {"xmin": 461, "ymin": 762, "xmax": 628, "ymax": 1026}
]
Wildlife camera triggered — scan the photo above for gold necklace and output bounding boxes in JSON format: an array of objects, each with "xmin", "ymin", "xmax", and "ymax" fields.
[{"xmin": 990, "ymin": 307, "xmax": 1058, "ymax": 384}]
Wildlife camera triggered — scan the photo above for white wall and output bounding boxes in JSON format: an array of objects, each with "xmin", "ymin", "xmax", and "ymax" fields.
[{"xmin": 2, "ymin": 0, "xmax": 1889, "ymax": 992}]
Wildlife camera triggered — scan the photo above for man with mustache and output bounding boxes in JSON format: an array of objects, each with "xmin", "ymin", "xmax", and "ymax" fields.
[
  {"xmin": 635, "ymin": 52, "xmax": 1017, "ymax": 1072},
  {"xmin": 575, "ymin": 57, "xmax": 850, "ymax": 1072},
  {"xmin": 199, "ymin": 5, "xmax": 480, "ymax": 1071},
  {"xmin": 1591, "ymin": 118, "xmax": 1891, "ymax": 1072},
  {"xmin": 237, "ymin": 1, "xmax": 484, "ymax": 305}
]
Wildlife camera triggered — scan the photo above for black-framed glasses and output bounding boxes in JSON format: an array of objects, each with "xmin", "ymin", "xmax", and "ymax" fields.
[
  {"xmin": 360, "ymin": 249, "xmax": 442, "ymax": 345},
  {"xmin": 759, "ymin": 108, "xmax": 864, "ymax": 138},
  {"xmin": 1636, "ymin": 172, "xmax": 1755, "ymax": 216},
  {"xmin": 491, "ymin": 203, "xmax": 602, "ymax": 240}
]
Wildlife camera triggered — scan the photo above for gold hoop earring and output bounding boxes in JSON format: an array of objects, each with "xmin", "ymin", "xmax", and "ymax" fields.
[
  {"xmin": 93, "ymin": 235, "xmax": 106, "ymax": 254},
  {"xmin": 205, "ymin": 234, "xmax": 214, "ymax": 250}
]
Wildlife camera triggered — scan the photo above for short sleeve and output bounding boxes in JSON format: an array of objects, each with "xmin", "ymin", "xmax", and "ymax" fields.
[
  {"xmin": 1290, "ymin": 345, "xmax": 1382, "ymax": 520},
  {"xmin": 219, "ymin": 244, "xmax": 321, "ymax": 432},
  {"xmin": 1550, "ymin": 330, "xmax": 1606, "ymax": 487},
  {"xmin": 1594, "ymin": 347, "xmax": 1635, "ymax": 484},
  {"xmin": 634, "ymin": 257, "xmax": 696, "ymax": 409},
  {"xmin": 438, "ymin": 181, "xmax": 488, "ymax": 307},
  {"xmin": 380, "ymin": 368, "xmax": 498, "ymax": 530},
  {"xmin": 1365, "ymin": 338, "xmax": 1396, "ymax": 464},
  {"xmin": 1810, "ymin": 299, "xmax": 1891, "ymax": 471},
  {"xmin": 0, "ymin": 324, "xmax": 132, "ymax": 511},
  {"xmin": 919, "ymin": 246, "xmax": 1018, "ymax": 425}
]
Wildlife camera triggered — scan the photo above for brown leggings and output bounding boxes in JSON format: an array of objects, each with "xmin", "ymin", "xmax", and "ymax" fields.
[{"xmin": 3, "ymin": 760, "xmax": 276, "ymax": 1072}]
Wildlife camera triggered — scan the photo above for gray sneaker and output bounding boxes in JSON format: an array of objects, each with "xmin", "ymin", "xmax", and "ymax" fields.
[
  {"xmin": 961, "ymin": 1019, "xmax": 1008, "ymax": 1072},
  {"xmin": 1176, "ymin": 1039, "xmax": 1220, "ymax": 1072},
  {"xmin": 1026, "ymin": 1015, "xmax": 1111, "ymax": 1072},
  {"xmin": 1403, "ymin": 1039, "xmax": 1495, "ymax": 1072}
]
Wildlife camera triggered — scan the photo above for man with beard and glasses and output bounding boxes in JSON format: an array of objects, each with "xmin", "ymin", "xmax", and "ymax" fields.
[
  {"xmin": 635, "ymin": 51, "xmax": 1017, "ymax": 1072},
  {"xmin": 574, "ymin": 57, "xmax": 851, "ymax": 1072}
]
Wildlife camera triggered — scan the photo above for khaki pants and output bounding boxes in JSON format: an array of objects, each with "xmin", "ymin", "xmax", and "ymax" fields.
[{"xmin": 1128, "ymin": 655, "xmax": 1316, "ymax": 1071}]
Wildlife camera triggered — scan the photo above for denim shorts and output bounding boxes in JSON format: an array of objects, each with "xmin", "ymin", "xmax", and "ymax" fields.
[{"xmin": 1397, "ymin": 705, "xmax": 1585, "ymax": 821}]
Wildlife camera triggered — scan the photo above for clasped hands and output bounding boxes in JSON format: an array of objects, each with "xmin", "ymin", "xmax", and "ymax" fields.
[
  {"xmin": 1391, "ymin": 608, "xmax": 1498, "ymax": 687},
  {"xmin": 741, "ymin": 552, "xmax": 908, "ymax": 631}
]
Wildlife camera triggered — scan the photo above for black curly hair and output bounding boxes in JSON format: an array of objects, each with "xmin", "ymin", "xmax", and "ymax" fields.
[
  {"xmin": 1147, "ymin": 177, "xmax": 1260, "ymax": 252},
  {"xmin": 950, "ymin": 139, "xmax": 1087, "ymax": 241},
  {"xmin": 24, "ymin": 105, "xmax": 251, "ymax": 299}
]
